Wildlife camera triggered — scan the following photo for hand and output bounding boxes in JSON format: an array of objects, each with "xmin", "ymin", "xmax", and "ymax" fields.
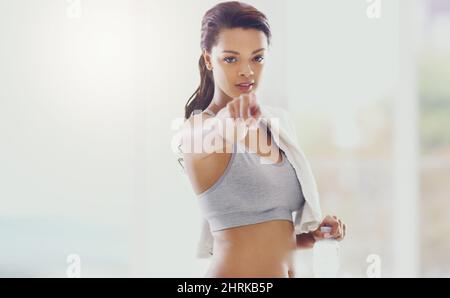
[
  {"xmin": 215, "ymin": 92, "xmax": 262, "ymax": 144},
  {"xmin": 311, "ymin": 215, "xmax": 346, "ymax": 242},
  {"xmin": 217, "ymin": 92, "xmax": 262, "ymax": 129}
]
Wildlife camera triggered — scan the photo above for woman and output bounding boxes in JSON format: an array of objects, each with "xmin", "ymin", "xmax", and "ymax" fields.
[{"xmin": 180, "ymin": 1, "xmax": 346, "ymax": 278}]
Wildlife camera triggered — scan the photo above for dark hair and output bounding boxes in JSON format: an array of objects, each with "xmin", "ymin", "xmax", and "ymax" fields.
[{"xmin": 184, "ymin": 1, "xmax": 272, "ymax": 120}]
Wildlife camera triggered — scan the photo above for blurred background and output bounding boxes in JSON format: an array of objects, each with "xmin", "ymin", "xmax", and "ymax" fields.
[{"xmin": 0, "ymin": 0, "xmax": 448, "ymax": 277}]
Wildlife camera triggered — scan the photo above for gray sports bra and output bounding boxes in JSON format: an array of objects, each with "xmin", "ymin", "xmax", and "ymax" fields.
[{"xmin": 197, "ymin": 119, "xmax": 305, "ymax": 232}]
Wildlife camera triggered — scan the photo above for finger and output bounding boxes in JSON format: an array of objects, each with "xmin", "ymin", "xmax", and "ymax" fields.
[
  {"xmin": 233, "ymin": 99, "xmax": 240, "ymax": 120},
  {"xmin": 240, "ymin": 95, "xmax": 250, "ymax": 121},
  {"xmin": 247, "ymin": 96, "xmax": 259, "ymax": 128},
  {"xmin": 335, "ymin": 221, "xmax": 346, "ymax": 241},
  {"xmin": 336, "ymin": 225, "xmax": 344, "ymax": 241},
  {"xmin": 227, "ymin": 102, "xmax": 236, "ymax": 119},
  {"xmin": 330, "ymin": 225, "xmax": 338, "ymax": 238},
  {"xmin": 322, "ymin": 214, "xmax": 334, "ymax": 223},
  {"xmin": 248, "ymin": 92, "xmax": 256, "ymax": 107},
  {"xmin": 329, "ymin": 224, "xmax": 339, "ymax": 239},
  {"xmin": 250, "ymin": 104, "xmax": 261, "ymax": 120},
  {"xmin": 335, "ymin": 225, "xmax": 344, "ymax": 241},
  {"xmin": 336, "ymin": 224, "xmax": 343, "ymax": 239},
  {"xmin": 249, "ymin": 95, "xmax": 261, "ymax": 120},
  {"xmin": 331, "ymin": 215, "xmax": 339, "ymax": 235},
  {"xmin": 332, "ymin": 219, "xmax": 342, "ymax": 237},
  {"xmin": 249, "ymin": 93, "xmax": 257, "ymax": 108},
  {"xmin": 249, "ymin": 92, "xmax": 256, "ymax": 104}
]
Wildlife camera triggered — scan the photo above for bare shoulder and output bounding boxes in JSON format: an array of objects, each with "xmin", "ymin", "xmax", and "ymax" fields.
[
  {"xmin": 180, "ymin": 113, "xmax": 226, "ymax": 163},
  {"xmin": 181, "ymin": 113, "xmax": 234, "ymax": 195}
]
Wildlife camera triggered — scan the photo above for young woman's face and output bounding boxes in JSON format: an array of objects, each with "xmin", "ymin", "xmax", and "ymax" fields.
[{"xmin": 204, "ymin": 28, "xmax": 268, "ymax": 99}]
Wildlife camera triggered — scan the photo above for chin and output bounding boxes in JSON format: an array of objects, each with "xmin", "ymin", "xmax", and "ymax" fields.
[
  {"xmin": 234, "ymin": 87, "xmax": 257, "ymax": 97},
  {"xmin": 224, "ymin": 85, "xmax": 257, "ymax": 98}
]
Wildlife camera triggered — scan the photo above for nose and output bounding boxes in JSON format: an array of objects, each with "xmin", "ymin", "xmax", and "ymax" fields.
[{"xmin": 238, "ymin": 64, "xmax": 254, "ymax": 77}]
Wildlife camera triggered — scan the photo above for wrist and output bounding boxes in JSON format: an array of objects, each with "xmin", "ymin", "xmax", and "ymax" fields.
[{"xmin": 296, "ymin": 232, "xmax": 316, "ymax": 249}]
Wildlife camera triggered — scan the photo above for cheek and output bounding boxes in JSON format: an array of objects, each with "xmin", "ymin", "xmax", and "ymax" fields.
[
  {"xmin": 214, "ymin": 67, "xmax": 235, "ymax": 86},
  {"xmin": 213, "ymin": 70, "xmax": 242, "ymax": 96},
  {"xmin": 254, "ymin": 64, "xmax": 264, "ymax": 75}
]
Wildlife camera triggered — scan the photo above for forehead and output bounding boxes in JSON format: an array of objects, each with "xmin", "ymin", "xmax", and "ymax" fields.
[{"xmin": 212, "ymin": 28, "xmax": 268, "ymax": 55}]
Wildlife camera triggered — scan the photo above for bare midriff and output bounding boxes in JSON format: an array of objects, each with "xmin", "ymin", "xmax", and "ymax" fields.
[{"xmin": 204, "ymin": 220, "xmax": 297, "ymax": 278}]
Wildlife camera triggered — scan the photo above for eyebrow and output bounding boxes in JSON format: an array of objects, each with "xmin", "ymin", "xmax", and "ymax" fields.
[{"xmin": 222, "ymin": 48, "xmax": 266, "ymax": 55}]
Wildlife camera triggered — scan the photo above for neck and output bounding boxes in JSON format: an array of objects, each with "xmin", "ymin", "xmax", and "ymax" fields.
[{"xmin": 205, "ymin": 87, "xmax": 233, "ymax": 115}]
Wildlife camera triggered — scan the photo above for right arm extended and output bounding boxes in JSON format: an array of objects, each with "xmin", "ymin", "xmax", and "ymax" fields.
[{"xmin": 180, "ymin": 93, "xmax": 262, "ymax": 161}]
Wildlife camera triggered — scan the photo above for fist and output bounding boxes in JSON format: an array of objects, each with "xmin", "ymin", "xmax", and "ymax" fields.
[
  {"xmin": 312, "ymin": 215, "xmax": 346, "ymax": 242},
  {"xmin": 218, "ymin": 92, "xmax": 262, "ymax": 129}
]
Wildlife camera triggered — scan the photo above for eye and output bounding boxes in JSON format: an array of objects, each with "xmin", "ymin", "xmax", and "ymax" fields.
[
  {"xmin": 254, "ymin": 56, "xmax": 265, "ymax": 63},
  {"xmin": 224, "ymin": 57, "xmax": 237, "ymax": 63}
]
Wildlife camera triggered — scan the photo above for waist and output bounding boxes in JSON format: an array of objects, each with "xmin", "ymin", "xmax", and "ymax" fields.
[
  {"xmin": 208, "ymin": 220, "xmax": 297, "ymax": 277},
  {"xmin": 212, "ymin": 220, "xmax": 296, "ymax": 259}
]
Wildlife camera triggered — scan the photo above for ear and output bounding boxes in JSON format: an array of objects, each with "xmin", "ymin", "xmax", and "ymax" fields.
[{"xmin": 203, "ymin": 50, "xmax": 212, "ymax": 68}]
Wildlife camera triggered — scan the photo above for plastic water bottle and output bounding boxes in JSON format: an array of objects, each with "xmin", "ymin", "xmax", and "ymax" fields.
[{"xmin": 313, "ymin": 226, "xmax": 340, "ymax": 277}]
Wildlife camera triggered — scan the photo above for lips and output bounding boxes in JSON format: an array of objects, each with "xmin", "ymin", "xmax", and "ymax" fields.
[
  {"xmin": 236, "ymin": 82, "xmax": 255, "ymax": 92},
  {"xmin": 236, "ymin": 82, "xmax": 254, "ymax": 92},
  {"xmin": 235, "ymin": 82, "xmax": 254, "ymax": 87}
]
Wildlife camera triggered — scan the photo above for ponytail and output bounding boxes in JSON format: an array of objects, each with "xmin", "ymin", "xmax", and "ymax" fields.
[{"xmin": 184, "ymin": 55, "xmax": 215, "ymax": 119}]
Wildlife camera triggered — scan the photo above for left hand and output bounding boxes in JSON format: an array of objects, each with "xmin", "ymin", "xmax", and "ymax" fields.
[{"xmin": 311, "ymin": 215, "xmax": 346, "ymax": 242}]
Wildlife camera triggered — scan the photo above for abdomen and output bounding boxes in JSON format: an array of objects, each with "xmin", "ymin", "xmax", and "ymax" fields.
[{"xmin": 204, "ymin": 220, "xmax": 297, "ymax": 278}]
